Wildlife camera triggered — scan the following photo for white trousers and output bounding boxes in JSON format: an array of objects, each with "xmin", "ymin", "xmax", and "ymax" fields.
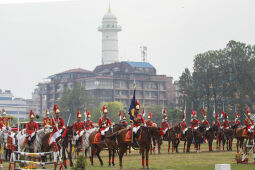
[
  {"xmin": 163, "ymin": 128, "xmax": 168, "ymax": 134},
  {"xmin": 183, "ymin": 128, "xmax": 188, "ymax": 134},
  {"xmin": 101, "ymin": 127, "xmax": 109, "ymax": 136},
  {"xmin": 133, "ymin": 126, "xmax": 140, "ymax": 134},
  {"xmin": 49, "ymin": 131, "xmax": 61, "ymax": 145}
]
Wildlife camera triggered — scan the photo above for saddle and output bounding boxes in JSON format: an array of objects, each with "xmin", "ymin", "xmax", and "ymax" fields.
[
  {"xmin": 93, "ymin": 133, "xmax": 101, "ymax": 144},
  {"xmin": 242, "ymin": 129, "xmax": 248, "ymax": 138}
]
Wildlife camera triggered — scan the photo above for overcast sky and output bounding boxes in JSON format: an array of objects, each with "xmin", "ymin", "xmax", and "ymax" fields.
[{"xmin": 0, "ymin": 0, "xmax": 255, "ymax": 99}]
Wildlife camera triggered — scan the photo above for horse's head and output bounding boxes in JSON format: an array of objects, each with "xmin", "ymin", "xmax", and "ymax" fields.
[
  {"xmin": 212, "ymin": 124, "xmax": 219, "ymax": 132},
  {"xmin": 113, "ymin": 123, "xmax": 126, "ymax": 132},
  {"xmin": 198, "ymin": 124, "xmax": 206, "ymax": 133},
  {"xmin": 174, "ymin": 123, "xmax": 182, "ymax": 133}
]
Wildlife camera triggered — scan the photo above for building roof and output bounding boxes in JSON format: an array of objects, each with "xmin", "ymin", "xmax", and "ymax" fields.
[
  {"xmin": 124, "ymin": 61, "xmax": 155, "ymax": 69},
  {"xmin": 57, "ymin": 68, "xmax": 92, "ymax": 75}
]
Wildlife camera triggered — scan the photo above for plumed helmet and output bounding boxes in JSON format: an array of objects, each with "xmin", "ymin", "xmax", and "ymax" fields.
[
  {"xmin": 235, "ymin": 112, "xmax": 239, "ymax": 118},
  {"xmin": 102, "ymin": 105, "xmax": 108, "ymax": 114},
  {"xmin": 148, "ymin": 112, "xmax": 152, "ymax": 119},
  {"xmin": 216, "ymin": 113, "xmax": 220, "ymax": 119},
  {"xmin": 77, "ymin": 110, "xmax": 82, "ymax": 118},
  {"xmin": 46, "ymin": 108, "xmax": 50, "ymax": 115},
  {"xmin": 246, "ymin": 107, "xmax": 251, "ymax": 116},
  {"xmin": 87, "ymin": 111, "xmax": 91, "ymax": 118},
  {"xmin": 203, "ymin": 108, "xmax": 206, "ymax": 118},
  {"xmin": 135, "ymin": 99, "xmax": 140, "ymax": 110},
  {"xmin": 2, "ymin": 108, "xmax": 6, "ymax": 115},
  {"xmin": 224, "ymin": 112, "xmax": 228, "ymax": 119},
  {"xmin": 164, "ymin": 114, "xmax": 168, "ymax": 120},
  {"xmin": 53, "ymin": 104, "xmax": 60, "ymax": 114},
  {"xmin": 29, "ymin": 110, "xmax": 35, "ymax": 118},
  {"xmin": 123, "ymin": 113, "xmax": 126, "ymax": 120}
]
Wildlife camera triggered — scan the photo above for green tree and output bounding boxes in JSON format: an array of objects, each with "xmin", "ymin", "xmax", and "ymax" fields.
[{"xmin": 58, "ymin": 83, "xmax": 98, "ymax": 124}]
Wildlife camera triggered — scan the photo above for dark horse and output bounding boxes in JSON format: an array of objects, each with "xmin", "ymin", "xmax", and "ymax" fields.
[
  {"xmin": 41, "ymin": 126, "xmax": 73, "ymax": 169},
  {"xmin": 204, "ymin": 125, "xmax": 218, "ymax": 152},
  {"xmin": 164, "ymin": 123, "xmax": 181, "ymax": 153},
  {"xmin": 88, "ymin": 124, "xmax": 126, "ymax": 167},
  {"xmin": 185, "ymin": 125, "xmax": 206, "ymax": 153},
  {"xmin": 116, "ymin": 126, "xmax": 161, "ymax": 169}
]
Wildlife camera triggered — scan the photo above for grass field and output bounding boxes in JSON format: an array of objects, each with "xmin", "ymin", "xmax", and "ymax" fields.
[{"xmin": 2, "ymin": 140, "xmax": 255, "ymax": 170}]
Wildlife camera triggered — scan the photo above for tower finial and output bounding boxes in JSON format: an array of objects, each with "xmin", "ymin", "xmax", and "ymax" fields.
[{"xmin": 108, "ymin": 0, "xmax": 111, "ymax": 13}]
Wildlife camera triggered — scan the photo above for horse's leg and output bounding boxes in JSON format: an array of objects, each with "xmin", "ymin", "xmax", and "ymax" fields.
[
  {"xmin": 183, "ymin": 139, "xmax": 186, "ymax": 153},
  {"xmin": 172, "ymin": 139, "xmax": 174, "ymax": 153},
  {"xmin": 96, "ymin": 149, "xmax": 103, "ymax": 166},
  {"xmin": 108, "ymin": 149, "xmax": 112, "ymax": 167},
  {"xmin": 141, "ymin": 148, "xmax": 145, "ymax": 169},
  {"xmin": 112, "ymin": 148, "xmax": 115, "ymax": 166},
  {"xmin": 230, "ymin": 138, "xmax": 232, "ymax": 151},
  {"xmin": 209, "ymin": 140, "xmax": 212, "ymax": 152},
  {"xmin": 236, "ymin": 139, "xmax": 239, "ymax": 153},
  {"xmin": 168, "ymin": 140, "xmax": 170, "ymax": 154},
  {"xmin": 158, "ymin": 140, "xmax": 161, "ymax": 154},
  {"xmin": 119, "ymin": 144, "xmax": 126, "ymax": 169},
  {"xmin": 90, "ymin": 147, "xmax": 94, "ymax": 166},
  {"xmin": 69, "ymin": 142, "xmax": 73, "ymax": 167},
  {"xmin": 186, "ymin": 140, "xmax": 191, "ymax": 153},
  {"xmin": 146, "ymin": 147, "xmax": 149, "ymax": 169}
]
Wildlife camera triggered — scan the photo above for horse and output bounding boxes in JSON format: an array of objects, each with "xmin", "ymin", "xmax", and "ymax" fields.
[
  {"xmin": 164, "ymin": 123, "xmax": 181, "ymax": 153},
  {"xmin": 204, "ymin": 125, "xmax": 218, "ymax": 152},
  {"xmin": 81, "ymin": 128, "xmax": 98, "ymax": 158},
  {"xmin": 89, "ymin": 124, "xmax": 126, "ymax": 167},
  {"xmin": 115, "ymin": 126, "xmax": 161, "ymax": 169},
  {"xmin": 222, "ymin": 128, "xmax": 234, "ymax": 151},
  {"xmin": 192, "ymin": 125, "xmax": 206, "ymax": 152},
  {"xmin": 0, "ymin": 128, "xmax": 9, "ymax": 161},
  {"xmin": 232, "ymin": 124, "xmax": 245, "ymax": 153}
]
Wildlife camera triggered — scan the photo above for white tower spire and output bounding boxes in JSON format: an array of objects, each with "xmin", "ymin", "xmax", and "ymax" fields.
[{"xmin": 98, "ymin": 2, "xmax": 121, "ymax": 65}]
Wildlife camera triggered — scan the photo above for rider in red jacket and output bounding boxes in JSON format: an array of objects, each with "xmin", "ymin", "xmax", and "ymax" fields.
[
  {"xmin": 161, "ymin": 114, "xmax": 169, "ymax": 140},
  {"xmin": 73, "ymin": 111, "xmax": 85, "ymax": 141},
  {"xmin": 25, "ymin": 110, "xmax": 38, "ymax": 145},
  {"xmin": 191, "ymin": 111, "xmax": 199, "ymax": 129},
  {"xmin": 99, "ymin": 105, "xmax": 112, "ymax": 144},
  {"xmin": 233, "ymin": 112, "xmax": 241, "ymax": 127},
  {"xmin": 223, "ymin": 113, "xmax": 230, "ymax": 129},
  {"xmin": 146, "ymin": 112, "xmax": 153, "ymax": 127},
  {"xmin": 85, "ymin": 111, "xmax": 94, "ymax": 130},
  {"xmin": 201, "ymin": 108, "xmax": 210, "ymax": 130},
  {"xmin": 120, "ymin": 113, "xmax": 128, "ymax": 127}
]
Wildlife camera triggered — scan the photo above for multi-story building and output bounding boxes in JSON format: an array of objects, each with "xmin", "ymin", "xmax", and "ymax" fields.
[
  {"xmin": 26, "ymin": 88, "xmax": 47, "ymax": 115},
  {"xmin": 37, "ymin": 62, "xmax": 175, "ymax": 109},
  {"xmin": 0, "ymin": 89, "xmax": 27, "ymax": 119}
]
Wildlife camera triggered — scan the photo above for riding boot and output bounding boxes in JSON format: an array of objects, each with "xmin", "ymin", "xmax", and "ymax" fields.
[{"xmin": 101, "ymin": 135, "xmax": 105, "ymax": 145}]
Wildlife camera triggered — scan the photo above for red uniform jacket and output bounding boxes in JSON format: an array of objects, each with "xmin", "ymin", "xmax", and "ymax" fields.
[
  {"xmin": 161, "ymin": 121, "xmax": 169, "ymax": 131},
  {"xmin": 0, "ymin": 117, "xmax": 9, "ymax": 129},
  {"xmin": 201, "ymin": 120, "xmax": 210, "ymax": 128},
  {"xmin": 146, "ymin": 120, "xmax": 153, "ymax": 127},
  {"xmin": 191, "ymin": 119, "xmax": 199, "ymax": 128},
  {"xmin": 223, "ymin": 119, "xmax": 230, "ymax": 129},
  {"xmin": 52, "ymin": 117, "xmax": 65, "ymax": 133},
  {"xmin": 43, "ymin": 117, "xmax": 53, "ymax": 127},
  {"xmin": 133, "ymin": 114, "xmax": 145, "ymax": 127},
  {"xmin": 233, "ymin": 120, "xmax": 241, "ymax": 127},
  {"xmin": 120, "ymin": 121, "xmax": 128, "ymax": 126},
  {"xmin": 212, "ymin": 120, "xmax": 221, "ymax": 127},
  {"xmin": 26, "ymin": 122, "xmax": 38, "ymax": 135},
  {"xmin": 99, "ymin": 117, "xmax": 112, "ymax": 131},
  {"xmin": 73, "ymin": 121, "xmax": 85, "ymax": 134},
  {"xmin": 245, "ymin": 118, "xmax": 254, "ymax": 129},
  {"xmin": 180, "ymin": 121, "xmax": 187, "ymax": 131},
  {"xmin": 85, "ymin": 120, "xmax": 94, "ymax": 130}
]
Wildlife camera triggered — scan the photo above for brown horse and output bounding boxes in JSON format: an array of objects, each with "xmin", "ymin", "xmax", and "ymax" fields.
[
  {"xmin": 116, "ymin": 126, "xmax": 161, "ymax": 169},
  {"xmin": 232, "ymin": 124, "xmax": 245, "ymax": 153},
  {"xmin": 204, "ymin": 125, "xmax": 218, "ymax": 152},
  {"xmin": 222, "ymin": 128, "xmax": 234, "ymax": 151},
  {"xmin": 88, "ymin": 124, "xmax": 125, "ymax": 167},
  {"xmin": 164, "ymin": 124, "xmax": 181, "ymax": 153},
  {"xmin": 192, "ymin": 125, "xmax": 206, "ymax": 152},
  {"xmin": 41, "ymin": 126, "xmax": 73, "ymax": 169}
]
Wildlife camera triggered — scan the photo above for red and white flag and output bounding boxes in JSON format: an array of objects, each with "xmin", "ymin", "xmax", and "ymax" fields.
[
  {"xmin": 142, "ymin": 107, "xmax": 146, "ymax": 118},
  {"xmin": 118, "ymin": 109, "xmax": 122, "ymax": 120}
]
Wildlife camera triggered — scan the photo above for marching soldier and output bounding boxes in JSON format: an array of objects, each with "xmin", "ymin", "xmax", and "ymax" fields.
[
  {"xmin": 201, "ymin": 109, "xmax": 210, "ymax": 130},
  {"xmin": 43, "ymin": 108, "xmax": 52, "ymax": 128},
  {"xmin": 132, "ymin": 100, "xmax": 145, "ymax": 144},
  {"xmin": 85, "ymin": 111, "xmax": 94, "ymax": 130},
  {"xmin": 25, "ymin": 110, "xmax": 39, "ymax": 145},
  {"xmin": 73, "ymin": 111, "xmax": 85, "ymax": 141},
  {"xmin": 245, "ymin": 107, "xmax": 254, "ymax": 139},
  {"xmin": 98, "ymin": 105, "xmax": 112, "ymax": 144},
  {"xmin": 223, "ymin": 112, "xmax": 230, "ymax": 129},
  {"xmin": 191, "ymin": 111, "xmax": 199, "ymax": 129},
  {"xmin": 120, "ymin": 113, "xmax": 128, "ymax": 127},
  {"xmin": 146, "ymin": 112, "xmax": 153, "ymax": 127},
  {"xmin": 0, "ymin": 108, "xmax": 9, "ymax": 130},
  {"xmin": 161, "ymin": 114, "xmax": 169, "ymax": 140},
  {"xmin": 233, "ymin": 112, "xmax": 241, "ymax": 127}
]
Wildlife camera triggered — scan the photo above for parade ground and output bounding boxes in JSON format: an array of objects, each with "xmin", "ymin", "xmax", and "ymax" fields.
[{"xmin": 2, "ymin": 140, "xmax": 255, "ymax": 170}]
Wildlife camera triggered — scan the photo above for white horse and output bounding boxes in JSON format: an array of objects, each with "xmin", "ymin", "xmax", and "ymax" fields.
[
  {"xmin": 17, "ymin": 127, "xmax": 52, "ymax": 153},
  {"xmin": 0, "ymin": 128, "xmax": 9, "ymax": 160},
  {"xmin": 82, "ymin": 128, "xmax": 98, "ymax": 158}
]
